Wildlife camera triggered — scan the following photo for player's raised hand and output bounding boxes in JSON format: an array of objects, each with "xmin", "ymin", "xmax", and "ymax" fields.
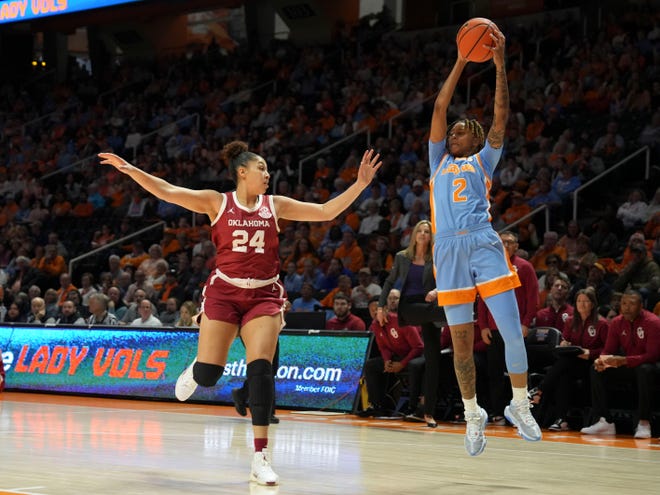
[
  {"xmin": 356, "ymin": 149, "xmax": 382, "ymax": 187},
  {"xmin": 98, "ymin": 152, "xmax": 134, "ymax": 173}
]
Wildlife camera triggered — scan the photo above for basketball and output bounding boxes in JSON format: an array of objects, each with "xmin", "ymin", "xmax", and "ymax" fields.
[{"xmin": 456, "ymin": 17, "xmax": 497, "ymax": 63}]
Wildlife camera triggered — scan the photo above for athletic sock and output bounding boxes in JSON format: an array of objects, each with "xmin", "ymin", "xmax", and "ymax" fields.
[
  {"xmin": 512, "ymin": 386, "xmax": 528, "ymax": 403},
  {"xmin": 254, "ymin": 438, "xmax": 268, "ymax": 452},
  {"xmin": 462, "ymin": 396, "xmax": 478, "ymax": 413}
]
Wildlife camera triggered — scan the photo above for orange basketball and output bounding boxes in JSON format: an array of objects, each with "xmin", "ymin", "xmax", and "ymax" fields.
[{"xmin": 456, "ymin": 17, "xmax": 497, "ymax": 63}]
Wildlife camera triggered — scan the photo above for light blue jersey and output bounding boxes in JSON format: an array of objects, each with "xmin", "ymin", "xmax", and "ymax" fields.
[{"xmin": 429, "ymin": 139, "xmax": 502, "ymax": 234}]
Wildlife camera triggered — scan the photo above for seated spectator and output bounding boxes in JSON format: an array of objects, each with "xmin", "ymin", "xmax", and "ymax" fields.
[
  {"xmin": 3, "ymin": 302, "xmax": 26, "ymax": 323},
  {"xmin": 570, "ymin": 262, "xmax": 613, "ymax": 310},
  {"xmin": 107, "ymin": 286, "xmax": 127, "ymax": 321},
  {"xmin": 357, "ymin": 200, "xmax": 383, "ymax": 238},
  {"xmin": 558, "ymin": 220, "xmax": 589, "ymax": 259},
  {"xmin": 501, "ymin": 190, "xmax": 532, "ymax": 226},
  {"xmin": 43, "ymin": 288, "xmax": 59, "ymax": 319},
  {"xmin": 157, "ymin": 297, "xmax": 179, "ymax": 326},
  {"xmin": 78, "ymin": 272, "xmax": 99, "ymax": 310},
  {"xmin": 131, "ymin": 299, "xmax": 162, "ymax": 327},
  {"xmin": 580, "ymin": 290, "xmax": 660, "ymax": 439},
  {"xmin": 537, "ymin": 254, "xmax": 567, "ymax": 291},
  {"xmin": 124, "ymin": 270, "xmax": 155, "ymax": 305},
  {"xmin": 176, "ymin": 300, "xmax": 199, "ymax": 327},
  {"xmin": 8, "ymin": 255, "xmax": 41, "ymax": 295},
  {"xmin": 615, "ymin": 232, "xmax": 649, "ymax": 273},
  {"xmin": 320, "ymin": 274, "xmax": 353, "ymax": 311},
  {"xmin": 87, "ymin": 293, "xmax": 119, "ymax": 325},
  {"xmin": 617, "ymin": 189, "xmax": 648, "ymax": 232},
  {"xmin": 37, "ymin": 244, "xmax": 67, "ymax": 287},
  {"xmin": 156, "ymin": 269, "xmax": 185, "ymax": 311},
  {"xmin": 533, "ymin": 288, "xmax": 609, "ymax": 430},
  {"xmin": 593, "ymin": 121, "xmax": 625, "ymax": 158},
  {"xmin": 333, "ymin": 230, "xmax": 364, "ymax": 275},
  {"xmin": 361, "ymin": 288, "xmax": 424, "ymax": 417},
  {"xmin": 612, "ymin": 243, "xmax": 660, "ymax": 302},
  {"xmin": 56, "ymin": 273, "xmax": 77, "ymax": 307},
  {"xmin": 27, "ymin": 296, "xmax": 47, "ymax": 324},
  {"xmin": 351, "ymin": 267, "xmax": 382, "ymax": 310},
  {"xmin": 283, "ymin": 237, "xmax": 319, "ymax": 276},
  {"xmin": 139, "ymin": 244, "xmax": 165, "ymax": 282},
  {"xmin": 282, "ymin": 261, "xmax": 303, "ymax": 296},
  {"xmin": 527, "ymin": 179, "xmax": 562, "ymax": 211},
  {"xmin": 119, "ymin": 240, "xmax": 149, "ymax": 269},
  {"xmin": 535, "ymin": 275, "xmax": 574, "ymax": 333},
  {"xmin": 47, "ymin": 299, "xmax": 86, "ymax": 325},
  {"xmin": 325, "ymin": 292, "xmax": 366, "ymax": 331},
  {"xmin": 290, "ymin": 282, "xmax": 322, "ymax": 312},
  {"xmin": 529, "ymin": 231, "xmax": 567, "ymax": 272},
  {"xmin": 91, "ymin": 224, "xmax": 116, "ymax": 249},
  {"xmin": 150, "ymin": 259, "xmax": 170, "ymax": 291}
]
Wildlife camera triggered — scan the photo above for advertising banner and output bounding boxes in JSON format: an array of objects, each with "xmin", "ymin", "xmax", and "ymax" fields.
[
  {"xmin": 0, "ymin": 325, "xmax": 371, "ymax": 412},
  {"xmin": 0, "ymin": 1, "xmax": 144, "ymax": 24}
]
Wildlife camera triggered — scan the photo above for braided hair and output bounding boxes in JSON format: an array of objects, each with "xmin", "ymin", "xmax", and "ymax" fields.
[
  {"xmin": 222, "ymin": 141, "xmax": 261, "ymax": 183},
  {"xmin": 448, "ymin": 118, "xmax": 485, "ymax": 152}
]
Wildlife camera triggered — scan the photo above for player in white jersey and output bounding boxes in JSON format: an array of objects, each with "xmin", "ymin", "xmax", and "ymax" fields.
[{"xmin": 428, "ymin": 26, "xmax": 541, "ymax": 456}]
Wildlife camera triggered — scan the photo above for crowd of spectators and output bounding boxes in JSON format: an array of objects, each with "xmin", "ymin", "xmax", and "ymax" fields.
[{"xmin": 0, "ymin": 3, "xmax": 659, "ymax": 432}]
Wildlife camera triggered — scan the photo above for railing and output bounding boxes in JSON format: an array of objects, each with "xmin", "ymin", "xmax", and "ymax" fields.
[
  {"xmin": 498, "ymin": 204, "xmax": 550, "ymax": 235},
  {"xmin": 21, "ymin": 110, "xmax": 58, "ymax": 136},
  {"xmin": 98, "ymin": 78, "xmax": 152, "ymax": 106},
  {"xmin": 41, "ymin": 148, "xmax": 113, "ymax": 180},
  {"xmin": 127, "ymin": 113, "xmax": 201, "ymax": 161},
  {"xmin": 297, "ymin": 127, "xmax": 371, "ymax": 185},
  {"xmin": 68, "ymin": 221, "xmax": 166, "ymax": 277},
  {"xmin": 571, "ymin": 146, "xmax": 651, "ymax": 222},
  {"xmin": 387, "ymin": 92, "xmax": 437, "ymax": 139}
]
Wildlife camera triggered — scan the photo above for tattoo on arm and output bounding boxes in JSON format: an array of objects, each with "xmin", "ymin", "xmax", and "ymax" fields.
[{"xmin": 488, "ymin": 67, "xmax": 509, "ymax": 149}]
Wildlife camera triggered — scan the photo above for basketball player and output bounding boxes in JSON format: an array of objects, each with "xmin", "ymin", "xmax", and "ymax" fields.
[
  {"xmin": 98, "ymin": 143, "xmax": 381, "ymax": 486},
  {"xmin": 427, "ymin": 26, "xmax": 541, "ymax": 456}
]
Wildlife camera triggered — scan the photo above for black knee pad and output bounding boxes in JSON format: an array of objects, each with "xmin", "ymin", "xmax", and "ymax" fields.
[
  {"xmin": 193, "ymin": 361, "xmax": 224, "ymax": 387},
  {"xmin": 247, "ymin": 359, "xmax": 274, "ymax": 426}
]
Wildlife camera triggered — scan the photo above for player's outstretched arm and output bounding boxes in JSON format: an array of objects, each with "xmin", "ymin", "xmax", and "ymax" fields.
[
  {"xmin": 430, "ymin": 53, "xmax": 468, "ymax": 143},
  {"xmin": 98, "ymin": 152, "xmax": 222, "ymax": 219},
  {"xmin": 275, "ymin": 149, "xmax": 382, "ymax": 222},
  {"xmin": 487, "ymin": 28, "xmax": 508, "ymax": 149}
]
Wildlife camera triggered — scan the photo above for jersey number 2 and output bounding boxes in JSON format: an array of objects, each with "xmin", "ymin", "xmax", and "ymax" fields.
[
  {"xmin": 232, "ymin": 230, "xmax": 266, "ymax": 253},
  {"xmin": 452, "ymin": 178, "xmax": 467, "ymax": 202}
]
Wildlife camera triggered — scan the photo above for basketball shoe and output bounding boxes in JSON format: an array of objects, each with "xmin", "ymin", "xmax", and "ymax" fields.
[
  {"xmin": 464, "ymin": 407, "xmax": 488, "ymax": 456},
  {"xmin": 175, "ymin": 359, "xmax": 198, "ymax": 401},
  {"xmin": 580, "ymin": 417, "xmax": 616, "ymax": 435},
  {"xmin": 505, "ymin": 399, "xmax": 542, "ymax": 441},
  {"xmin": 251, "ymin": 449, "xmax": 279, "ymax": 486}
]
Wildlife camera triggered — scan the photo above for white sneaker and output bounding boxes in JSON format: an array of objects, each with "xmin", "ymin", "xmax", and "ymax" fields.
[
  {"xmin": 504, "ymin": 399, "xmax": 542, "ymax": 442},
  {"xmin": 464, "ymin": 407, "xmax": 488, "ymax": 456},
  {"xmin": 580, "ymin": 417, "xmax": 616, "ymax": 435},
  {"xmin": 251, "ymin": 449, "xmax": 279, "ymax": 486},
  {"xmin": 174, "ymin": 359, "xmax": 198, "ymax": 401},
  {"xmin": 634, "ymin": 422, "xmax": 651, "ymax": 439}
]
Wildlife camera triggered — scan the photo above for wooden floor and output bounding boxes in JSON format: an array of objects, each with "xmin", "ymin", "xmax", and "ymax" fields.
[{"xmin": 1, "ymin": 392, "xmax": 659, "ymax": 495}]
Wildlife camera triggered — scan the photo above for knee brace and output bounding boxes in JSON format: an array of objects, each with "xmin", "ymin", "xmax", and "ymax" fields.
[
  {"xmin": 247, "ymin": 359, "xmax": 274, "ymax": 427},
  {"xmin": 193, "ymin": 361, "xmax": 225, "ymax": 387}
]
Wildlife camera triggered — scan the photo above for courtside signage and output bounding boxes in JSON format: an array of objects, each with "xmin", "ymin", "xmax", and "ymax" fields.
[
  {"xmin": 0, "ymin": 325, "xmax": 370, "ymax": 412},
  {"xmin": 0, "ymin": 0, "xmax": 143, "ymax": 24}
]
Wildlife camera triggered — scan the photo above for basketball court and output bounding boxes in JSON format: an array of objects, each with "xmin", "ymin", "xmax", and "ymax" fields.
[{"xmin": 1, "ymin": 391, "xmax": 658, "ymax": 494}]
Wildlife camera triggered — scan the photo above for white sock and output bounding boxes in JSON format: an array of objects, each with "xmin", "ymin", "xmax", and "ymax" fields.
[
  {"xmin": 512, "ymin": 387, "xmax": 528, "ymax": 403},
  {"xmin": 462, "ymin": 396, "xmax": 478, "ymax": 413}
]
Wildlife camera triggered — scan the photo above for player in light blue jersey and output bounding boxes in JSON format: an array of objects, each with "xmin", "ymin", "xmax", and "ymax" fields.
[{"xmin": 428, "ymin": 25, "xmax": 541, "ymax": 456}]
